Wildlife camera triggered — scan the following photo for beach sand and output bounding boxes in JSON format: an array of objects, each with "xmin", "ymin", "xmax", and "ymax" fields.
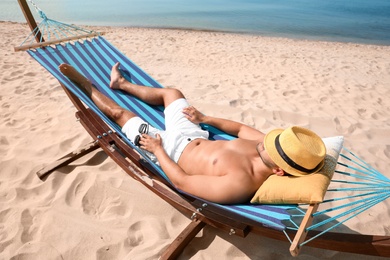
[{"xmin": 1, "ymin": 21, "xmax": 389, "ymax": 259}]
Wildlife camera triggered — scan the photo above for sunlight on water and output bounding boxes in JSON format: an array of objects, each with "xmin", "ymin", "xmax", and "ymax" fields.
[{"xmin": 2, "ymin": 0, "xmax": 390, "ymax": 45}]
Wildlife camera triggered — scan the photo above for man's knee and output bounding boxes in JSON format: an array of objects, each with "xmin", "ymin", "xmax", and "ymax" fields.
[
  {"xmin": 110, "ymin": 107, "xmax": 126, "ymax": 121},
  {"xmin": 164, "ymin": 89, "xmax": 185, "ymax": 105},
  {"xmin": 110, "ymin": 108, "xmax": 135, "ymax": 127},
  {"xmin": 176, "ymin": 89, "xmax": 185, "ymax": 97}
]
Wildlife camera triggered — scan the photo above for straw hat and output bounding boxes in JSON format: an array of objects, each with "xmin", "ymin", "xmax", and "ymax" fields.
[{"xmin": 264, "ymin": 126, "xmax": 326, "ymax": 176}]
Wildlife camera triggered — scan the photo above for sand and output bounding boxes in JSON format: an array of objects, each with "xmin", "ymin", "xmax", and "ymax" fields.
[{"xmin": 1, "ymin": 21, "xmax": 389, "ymax": 259}]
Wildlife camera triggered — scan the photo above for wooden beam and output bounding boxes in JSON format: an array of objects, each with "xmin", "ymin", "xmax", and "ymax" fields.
[
  {"xmin": 290, "ymin": 204, "xmax": 319, "ymax": 256},
  {"xmin": 160, "ymin": 219, "xmax": 206, "ymax": 260},
  {"xmin": 17, "ymin": 0, "xmax": 44, "ymax": 43},
  {"xmin": 36, "ymin": 141, "xmax": 100, "ymax": 180},
  {"xmin": 14, "ymin": 32, "xmax": 104, "ymax": 52}
]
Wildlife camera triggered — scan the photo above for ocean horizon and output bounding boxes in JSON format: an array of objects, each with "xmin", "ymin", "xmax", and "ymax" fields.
[{"xmin": 2, "ymin": 0, "xmax": 390, "ymax": 45}]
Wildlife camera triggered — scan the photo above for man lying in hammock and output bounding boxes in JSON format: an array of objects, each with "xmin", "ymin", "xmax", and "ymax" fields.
[{"xmin": 59, "ymin": 63, "xmax": 326, "ymax": 204}]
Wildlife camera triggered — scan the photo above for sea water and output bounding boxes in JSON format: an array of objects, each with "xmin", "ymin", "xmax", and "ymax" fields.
[{"xmin": 1, "ymin": 0, "xmax": 390, "ymax": 45}]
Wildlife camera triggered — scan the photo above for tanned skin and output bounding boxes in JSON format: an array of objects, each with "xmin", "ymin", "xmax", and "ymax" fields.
[{"xmin": 59, "ymin": 63, "xmax": 285, "ymax": 204}]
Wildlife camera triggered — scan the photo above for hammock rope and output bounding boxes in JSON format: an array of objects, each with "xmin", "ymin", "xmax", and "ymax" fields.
[
  {"xmin": 18, "ymin": 0, "xmax": 99, "ymax": 49},
  {"xmin": 285, "ymin": 146, "xmax": 389, "ymax": 248},
  {"xmin": 342, "ymin": 147, "xmax": 387, "ymax": 180},
  {"xmin": 26, "ymin": 0, "xmax": 42, "ymax": 15},
  {"xmin": 301, "ymin": 193, "xmax": 389, "ymax": 247}
]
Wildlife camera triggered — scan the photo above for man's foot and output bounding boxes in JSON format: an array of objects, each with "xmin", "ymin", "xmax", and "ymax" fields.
[
  {"xmin": 110, "ymin": 62, "xmax": 124, "ymax": 90},
  {"xmin": 59, "ymin": 63, "xmax": 93, "ymax": 97}
]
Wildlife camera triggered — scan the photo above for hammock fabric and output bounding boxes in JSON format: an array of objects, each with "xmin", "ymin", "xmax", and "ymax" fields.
[
  {"xmin": 15, "ymin": 0, "xmax": 390, "ymax": 257},
  {"xmin": 27, "ymin": 35, "xmax": 294, "ymax": 232}
]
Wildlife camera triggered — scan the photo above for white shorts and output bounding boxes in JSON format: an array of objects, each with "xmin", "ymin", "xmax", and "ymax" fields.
[{"xmin": 121, "ymin": 98, "xmax": 209, "ymax": 163}]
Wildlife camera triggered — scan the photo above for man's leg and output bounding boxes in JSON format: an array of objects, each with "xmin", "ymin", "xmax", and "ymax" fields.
[
  {"xmin": 59, "ymin": 64, "xmax": 134, "ymax": 127},
  {"xmin": 110, "ymin": 62, "xmax": 185, "ymax": 108}
]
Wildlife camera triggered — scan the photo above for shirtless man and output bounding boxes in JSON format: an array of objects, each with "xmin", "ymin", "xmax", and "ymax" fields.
[{"xmin": 59, "ymin": 63, "xmax": 326, "ymax": 204}]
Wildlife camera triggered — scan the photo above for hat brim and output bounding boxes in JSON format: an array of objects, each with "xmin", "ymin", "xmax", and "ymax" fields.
[{"xmin": 264, "ymin": 129, "xmax": 325, "ymax": 177}]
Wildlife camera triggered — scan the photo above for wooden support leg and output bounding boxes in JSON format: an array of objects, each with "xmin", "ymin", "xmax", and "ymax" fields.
[
  {"xmin": 289, "ymin": 203, "xmax": 319, "ymax": 257},
  {"xmin": 36, "ymin": 141, "xmax": 100, "ymax": 179},
  {"xmin": 160, "ymin": 219, "xmax": 206, "ymax": 260}
]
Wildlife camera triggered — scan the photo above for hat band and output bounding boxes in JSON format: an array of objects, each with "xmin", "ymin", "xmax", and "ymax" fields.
[{"xmin": 275, "ymin": 135, "xmax": 321, "ymax": 174}]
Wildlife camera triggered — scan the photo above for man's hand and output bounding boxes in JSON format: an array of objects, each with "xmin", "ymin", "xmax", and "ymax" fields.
[
  {"xmin": 182, "ymin": 106, "xmax": 205, "ymax": 124},
  {"xmin": 139, "ymin": 133, "xmax": 163, "ymax": 153},
  {"xmin": 183, "ymin": 106, "xmax": 264, "ymax": 140}
]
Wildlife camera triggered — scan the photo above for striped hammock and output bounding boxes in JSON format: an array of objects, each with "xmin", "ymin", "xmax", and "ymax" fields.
[
  {"xmin": 26, "ymin": 35, "xmax": 389, "ymax": 244},
  {"xmin": 27, "ymin": 35, "xmax": 294, "ymax": 231}
]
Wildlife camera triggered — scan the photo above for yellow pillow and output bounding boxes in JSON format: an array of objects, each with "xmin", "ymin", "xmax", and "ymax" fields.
[{"xmin": 250, "ymin": 136, "xmax": 344, "ymax": 204}]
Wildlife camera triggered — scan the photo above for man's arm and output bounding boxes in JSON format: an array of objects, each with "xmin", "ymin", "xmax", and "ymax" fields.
[
  {"xmin": 139, "ymin": 133, "xmax": 186, "ymax": 179},
  {"xmin": 174, "ymin": 173, "xmax": 255, "ymax": 204},
  {"xmin": 139, "ymin": 134, "xmax": 254, "ymax": 204},
  {"xmin": 182, "ymin": 106, "xmax": 264, "ymax": 140}
]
